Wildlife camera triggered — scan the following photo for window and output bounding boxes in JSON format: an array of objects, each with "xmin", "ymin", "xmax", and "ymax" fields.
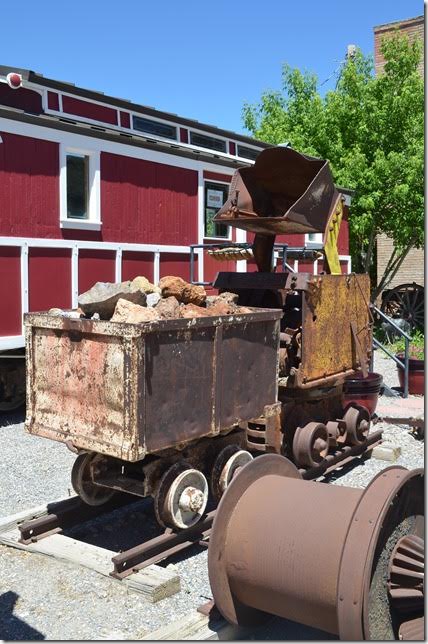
[
  {"xmin": 66, "ymin": 153, "xmax": 89, "ymax": 219},
  {"xmin": 204, "ymin": 182, "xmax": 230, "ymax": 238},
  {"xmin": 190, "ymin": 132, "xmax": 226, "ymax": 153},
  {"xmin": 237, "ymin": 145, "xmax": 260, "ymax": 161},
  {"xmin": 306, "ymin": 233, "xmax": 323, "ymax": 245},
  {"xmin": 133, "ymin": 115, "xmax": 177, "ymax": 140},
  {"xmin": 60, "ymin": 146, "xmax": 101, "ymax": 230}
]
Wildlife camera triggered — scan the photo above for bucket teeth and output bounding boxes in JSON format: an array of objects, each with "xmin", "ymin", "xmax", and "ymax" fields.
[{"xmin": 388, "ymin": 535, "xmax": 424, "ymax": 615}]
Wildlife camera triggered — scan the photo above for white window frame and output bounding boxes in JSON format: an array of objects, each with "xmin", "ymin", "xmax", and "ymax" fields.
[
  {"xmin": 203, "ymin": 179, "xmax": 232, "ymax": 241},
  {"xmin": 305, "ymin": 232, "xmax": 323, "ymax": 247},
  {"xmin": 59, "ymin": 144, "xmax": 101, "ymax": 230}
]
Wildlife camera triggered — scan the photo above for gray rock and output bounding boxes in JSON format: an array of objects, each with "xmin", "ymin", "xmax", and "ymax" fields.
[
  {"xmin": 78, "ymin": 281, "xmax": 147, "ymax": 319},
  {"xmin": 206, "ymin": 291, "xmax": 239, "ymax": 308},
  {"xmin": 146, "ymin": 292, "xmax": 161, "ymax": 308}
]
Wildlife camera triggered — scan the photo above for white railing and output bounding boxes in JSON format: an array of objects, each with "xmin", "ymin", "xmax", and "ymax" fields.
[{"xmin": 0, "ymin": 236, "xmax": 204, "ymax": 351}]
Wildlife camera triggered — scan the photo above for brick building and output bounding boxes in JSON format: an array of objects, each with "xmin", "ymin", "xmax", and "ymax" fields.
[{"xmin": 374, "ymin": 15, "xmax": 424, "ymax": 290}]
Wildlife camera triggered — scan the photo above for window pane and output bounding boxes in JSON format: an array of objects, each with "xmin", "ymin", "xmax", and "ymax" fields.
[
  {"xmin": 204, "ymin": 182, "xmax": 229, "ymax": 238},
  {"xmin": 307, "ymin": 233, "xmax": 323, "ymax": 243},
  {"xmin": 67, "ymin": 154, "xmax": 89, "ymax": 219},
  {"xmin": 133, "ymin": 116, "xmax": 177, "ymax": 140},
  {"xmin": 190, "ymin": 132, "xmax": 226, "ymax": 153},
  {"xmin": 237, "ymin": 145, "xmax": 259, "ymax": 160}
]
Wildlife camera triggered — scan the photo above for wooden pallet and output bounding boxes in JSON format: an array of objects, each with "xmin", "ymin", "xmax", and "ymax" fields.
[{"xmin": 0, "ymin": 497, "xmax": 180, "ymax": 604}]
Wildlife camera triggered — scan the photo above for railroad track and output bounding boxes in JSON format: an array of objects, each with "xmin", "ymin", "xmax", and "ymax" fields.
[{"xmin": 9, "ymin": 430, "xmax": 382, "ymax": 581}]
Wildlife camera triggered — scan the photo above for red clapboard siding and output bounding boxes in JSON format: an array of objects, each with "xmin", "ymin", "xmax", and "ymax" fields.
[
  {"xmin": 78, "ymin": 250, "xmax": 116, "ymax": 295},
  {"xmin": 62, "ymin": 95, "xmax": 118, "ymax": 125},
  {"xmin": 121, "ymin": 252, "xmax": 154, "ymax": 283},
  {"xmin": 159, "ymin": 253, "xmax": 193, "ymax": 281},
  {"xmin": 0, "ymin": 132, "xmax": 59, "ymax": 238},
  {"xmin": 203, "ymin": 171, "xmax": 232, "ymax": 183},
  {"xmin": 0, "ymin": 247, "xmax": 21, "ymax": 336},
  {"xmin": 0, "ymin": 83, "xmax": 42, "ymax": 113},
  {"xmin": 29, "ymin": 248, "xmax": 72, "ymax": 312},
  {"xmin": 101, "ymin": 153, "xmax": 198, "ymax": 245}
]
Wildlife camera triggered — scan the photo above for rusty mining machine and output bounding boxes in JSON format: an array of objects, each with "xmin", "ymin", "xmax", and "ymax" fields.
[{"xmin": 25, "ymin": 147, "xmax": 376, "ymax": 531}]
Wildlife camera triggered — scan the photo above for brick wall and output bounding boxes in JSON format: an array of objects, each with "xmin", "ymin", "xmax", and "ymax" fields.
[
  {"xmin": 374, "ymin": 15, "xmax": 424, "ymax": 76},
  {"xmin": 376, "ymin": 233, "xmax": 424, "ymax": 290},
  {"xmin": 374, "ymin": 16, "xmax": 424, "ymax": 289}
]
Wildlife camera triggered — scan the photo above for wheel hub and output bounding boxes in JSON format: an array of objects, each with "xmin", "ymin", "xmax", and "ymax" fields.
[{"xmin": 179, "ymin": 486, "xmax": 205, "ymax": 513}]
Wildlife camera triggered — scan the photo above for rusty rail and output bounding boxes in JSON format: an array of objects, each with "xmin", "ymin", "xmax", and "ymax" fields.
[
  {"xmin": 18, "ymin": 494, "xmax": 136, "ymax": 544},
  {"xmin": 110, "ymin": 511, "xmax": 214, "ymax": 579}
]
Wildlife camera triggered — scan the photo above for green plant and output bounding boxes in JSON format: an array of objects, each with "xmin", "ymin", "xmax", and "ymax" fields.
[
  {"xmin": 242, "ymin": 33, "xmax": 424, "ymax": 297},
  {"xmin": 387, "ymin": 330, "xmax": 424, "ymax": 360}
]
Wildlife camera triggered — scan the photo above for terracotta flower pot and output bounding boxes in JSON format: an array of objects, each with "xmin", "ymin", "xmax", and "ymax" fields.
[
  {"xmin": 396, "ymin": 354, "xmax": 424, "ymax": 395},
  {"xmin": 342, "ymin": 372, "xmax": 383, "ymax": 416}
]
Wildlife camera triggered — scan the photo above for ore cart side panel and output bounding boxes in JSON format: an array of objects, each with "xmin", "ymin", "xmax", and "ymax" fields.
[
  {"xmin": 299, "ymin": 274, "xmax": 371, "ymax": 385},
  {"xmin": 25, "ymin": 318, "xmax": 140, "ymax": 461},
  {"xmin": 142, "ymin": 325, "xmax": 216, "ymax": 453},
  {"xmin": 219, "ymin": 319, "xmax": 280, "ymax": 428}
]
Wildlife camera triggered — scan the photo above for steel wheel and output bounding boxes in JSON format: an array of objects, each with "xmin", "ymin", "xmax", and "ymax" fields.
[
  {"xmin": 154, "ymin": 462, "xmax": 209, "ymax": 530},
  {"xmin": 211, "ymin": 445, "xmax": 253, "ymax": 502},
  {"xmin": 71, "ymin": 453, "xmax": 116, "ymax": 506},
  {"xmin": 343, "ymin": 404, "xmax": 370, "ymax": 445},
  {"xmin": 292, "ymin": 422, "xmax": 329, "ymax": 468},
  {"xmin": 381, "ymin": 283, "xmax": 424, "ymax": 331}
]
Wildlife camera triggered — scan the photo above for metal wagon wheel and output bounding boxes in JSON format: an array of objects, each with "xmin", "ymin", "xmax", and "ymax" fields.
[
  {"xmin": 71, "ymin": 453, "xmax": 116, "ymax": 506},
  {"xmin": 381, "ymin": 283, "xmax": 424, "ymax": 331}
]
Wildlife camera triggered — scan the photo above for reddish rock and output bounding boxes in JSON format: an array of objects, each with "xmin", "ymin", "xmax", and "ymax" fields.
[
  {"xmin": 111, "ymin": 298, "xmax": 160, "ymax": 324},
  {"xmin": 180, "ymin": 303, "xmax": 210, "ymax": 319},
  {"xmin": 155, "ymin": 296, "xmax": 181, "ymax": 319},
  {"xmin": 206, "ymin": 301, "xmax": 235, "ymax": 316},
  {"xmin": 159, "ymin": 276, "xmax": 206, "ymax": 306}
]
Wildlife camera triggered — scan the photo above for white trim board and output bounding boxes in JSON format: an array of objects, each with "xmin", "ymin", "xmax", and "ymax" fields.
[{"xmin": 0, "ymin": 117, "xmax": 237, "ymax": 176}]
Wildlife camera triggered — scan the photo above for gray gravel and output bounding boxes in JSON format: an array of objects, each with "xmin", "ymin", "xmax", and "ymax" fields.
[{"xmin": 0, "ymin": 353, "xmax": 424, "ymax": 640}]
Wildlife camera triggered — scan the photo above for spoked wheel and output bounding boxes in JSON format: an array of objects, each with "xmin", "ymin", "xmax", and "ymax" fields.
[
  {"xmin": 71, "ymin": 453, "xmax": 116, "ymax": 506},
  {"xmin": 381, "ymin": 283, "xmax": 424, "ymax": 332},
  {"xmin": 343, "ymin": 404, "xmax": 370, "ymax": 445},
  {"xmin": 211, "ymin": 445, "xmax": 253, "ymax": 502},
  {"xmin": 154, "ymin": 462, "xmax": 209, "ymax": 530},
  {"xmin": 292, "ymin": 422, "xmax": 329, "ymax": 468}
]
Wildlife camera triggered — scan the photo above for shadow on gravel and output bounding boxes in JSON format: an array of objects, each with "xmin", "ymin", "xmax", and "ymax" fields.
[
  {"xmin": 321, "ymin": 449, "xmax": 372, "ymax": 484},
  {"xmin": 0, "ymin": 409, "xmax": 25, "ymax": 428},
  {"xmin": 250, "ymin": 615, "xmax": 338, "ymax": 640},
  {"xmin": 0, "ymin": 591, "xmax": 45, "ymax": 640},
  {"xmin": 65, "ymin": 495, "xmax": 216, "ymax": 563},
  {"xmin": 65, "ymin": 496, "xmax": 177, "ymax": 555}
]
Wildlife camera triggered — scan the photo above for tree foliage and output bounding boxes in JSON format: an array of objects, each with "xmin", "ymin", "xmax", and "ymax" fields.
[{"xmin": 243, "ymin": 34, "xmax": 424, "ymax": 296}]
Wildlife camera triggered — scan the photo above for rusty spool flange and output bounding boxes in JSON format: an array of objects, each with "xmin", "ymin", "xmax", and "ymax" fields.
[{"xmin": 208, "ymin": 455, "xmax": 423, "ymax": 639}]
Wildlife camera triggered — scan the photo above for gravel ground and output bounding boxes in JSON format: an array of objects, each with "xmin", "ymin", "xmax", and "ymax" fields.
[{"xmin": 0, "ymin": 352, "xmax": 424, "ymax": 640}]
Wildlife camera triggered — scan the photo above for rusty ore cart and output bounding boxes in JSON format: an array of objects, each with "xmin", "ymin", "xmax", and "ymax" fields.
[
  {"xmin": 25, "ymin": 147, "xmax": 374, "ymax": 531},
  {"xmin": 25, "ymin": 308, "xmax": 281, "ymax": 529}
]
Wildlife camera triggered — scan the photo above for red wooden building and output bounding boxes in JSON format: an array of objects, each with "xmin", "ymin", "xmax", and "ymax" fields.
[{"xmin": 0, "ymin": 66, "xmax": 351, "ymax": 353}]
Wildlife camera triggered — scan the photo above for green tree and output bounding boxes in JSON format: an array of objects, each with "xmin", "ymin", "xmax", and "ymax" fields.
[{"xmin": 243, "ymin": 34, "xmax": 424, "ymax": 299}]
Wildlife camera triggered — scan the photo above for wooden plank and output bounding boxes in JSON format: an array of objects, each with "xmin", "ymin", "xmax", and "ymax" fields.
[
  {"xmin": 141, "ymin": 610, "xmax": 249, "ymax": 640},
  {"xmin": 0, "ymin": 527, "xmax": 180, "ymax": 603},
  {"xmin": 0, "ymin": 496, "xmax": 74, "ymax": 534}
]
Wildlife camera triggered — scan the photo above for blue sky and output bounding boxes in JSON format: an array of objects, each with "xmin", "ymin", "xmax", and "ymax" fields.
[{"xmin": 1, "ymin": 0, "xmax": 423, "ymax": 135}]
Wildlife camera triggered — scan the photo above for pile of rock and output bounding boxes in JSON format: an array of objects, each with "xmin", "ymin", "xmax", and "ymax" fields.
[{"xmin": 48, "ymin": 275, "xmax": 252, "ymax": 324}]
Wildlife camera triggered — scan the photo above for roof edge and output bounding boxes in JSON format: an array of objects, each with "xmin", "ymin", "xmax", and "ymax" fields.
[{"xmin": 0, "ymin": 64, "xmax": 270, "ymax": 149}]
